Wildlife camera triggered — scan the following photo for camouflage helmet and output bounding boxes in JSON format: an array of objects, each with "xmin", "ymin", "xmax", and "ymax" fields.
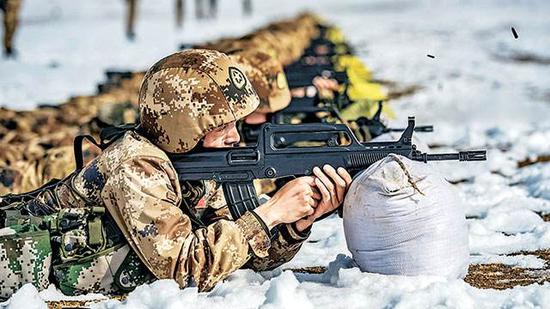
[
  {"xmin": 229, "ymin": 50, "xmax": 290, "ymax": 113},
  {"xmin": 139, "ymin": 49, "xmax": 260, "ymax": 153}
]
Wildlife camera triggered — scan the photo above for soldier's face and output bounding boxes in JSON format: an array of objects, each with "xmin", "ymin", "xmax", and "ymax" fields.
[{"xmin": 203, "ymin": 121, "xmax": 241, "ymax": 148}]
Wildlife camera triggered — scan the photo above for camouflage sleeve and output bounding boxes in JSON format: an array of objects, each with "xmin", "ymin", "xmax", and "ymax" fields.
[
  {"xmin": 245, "ymin": 222, "xmax": 311, "ymax": 271},
  {"xmin": 201, "ymin": 186, "xmax": 311, "ymax": 271},
  {"xmin": 101, "ymin": 156, "xmax": 271, "ymax": 291}
]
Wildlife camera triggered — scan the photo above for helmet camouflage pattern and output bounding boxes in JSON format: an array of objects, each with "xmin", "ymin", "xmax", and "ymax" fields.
[
  {"xmin": 228, "ymin": 50, "xmax": 290, "ymax": 113},
  {"xmin": 139, "ymin": 49, "xmax": 260, "ymax": 153}
]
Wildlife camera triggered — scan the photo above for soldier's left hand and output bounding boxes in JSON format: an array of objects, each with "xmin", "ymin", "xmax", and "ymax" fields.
[{"xmin": 295, "ymin": 165, "xmax": 352, "ymax": 231}]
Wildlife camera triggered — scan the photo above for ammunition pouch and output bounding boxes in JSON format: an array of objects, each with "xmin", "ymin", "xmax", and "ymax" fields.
[{"xmin": 0, "ymin": 199, "xmax": 154, "ymax": 298}]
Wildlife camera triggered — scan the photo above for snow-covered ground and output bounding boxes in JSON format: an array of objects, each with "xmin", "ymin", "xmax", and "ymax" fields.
[{"xmin": 2, "ymin": 0, "xmax": 550, "ymax": 308}]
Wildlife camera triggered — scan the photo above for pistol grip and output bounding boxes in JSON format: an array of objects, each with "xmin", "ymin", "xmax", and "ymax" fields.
[{"xmin": 223, "ymin": 182, "xmax": 260, "ymax": 220}]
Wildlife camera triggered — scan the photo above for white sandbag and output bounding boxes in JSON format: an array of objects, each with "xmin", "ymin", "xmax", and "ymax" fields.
[{"xmin": 343, "ymin": 154, "xmax": 469, "ymax": 279}]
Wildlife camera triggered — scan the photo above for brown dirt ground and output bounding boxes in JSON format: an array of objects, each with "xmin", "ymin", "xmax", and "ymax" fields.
[
  {"xmin": 517, "ymin": 155, "xmax": 550, "ymax": 168},
  {"xmin": 289, "ymin": 249, "xmax": 550, "ymax": 291},
  {"xmin": 465, "ymin": 250, "xmax": 550, "ymax": 290},
  {"xmin": 46, "ymin": 295, "xmax": 125, "ymax": 309}
]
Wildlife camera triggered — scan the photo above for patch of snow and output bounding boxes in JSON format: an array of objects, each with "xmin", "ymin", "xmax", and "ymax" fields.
[
  {"xmin": 260, "ymin": 271, "xmax": 313, "ymax": 309},
  {"xmin": 513, "ymin": 163, "xmax": 550, "ymax": 200},
  {"xmin": 470, "ymin": 254, "xmax": 546, "ymax": 269},
  {"xmin": 1, "ymin": 284, "xmax": 47, "ymax": 309}
]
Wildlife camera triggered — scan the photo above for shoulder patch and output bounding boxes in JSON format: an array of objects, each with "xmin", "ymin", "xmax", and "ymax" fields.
[{"xmin": 229, "ymin": 67, "xmax": 247, "ymax": 90}]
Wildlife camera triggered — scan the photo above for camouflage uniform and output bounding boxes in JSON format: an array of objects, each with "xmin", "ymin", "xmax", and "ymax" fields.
[
  {"xmin": 1, "ymin": 0, "xmax": 20, "ymax": 56},
  {"xmin": 1, "ymin": 50, "xmax": 310, "ymax": 297}
]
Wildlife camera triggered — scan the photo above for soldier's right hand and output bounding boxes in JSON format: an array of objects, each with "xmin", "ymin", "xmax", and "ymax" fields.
[{"xmin": 253, "ymin": 177, "xmax": 319, "ymax": 230}]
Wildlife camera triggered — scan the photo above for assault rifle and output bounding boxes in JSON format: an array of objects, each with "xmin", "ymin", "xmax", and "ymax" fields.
[
  {"xmin": 285, "ymin": 61, "xmax": 334, "ymax": 73},
  {"xmin": 97, "ymin": 70, "xmax": 135, "ymax": 93},
  {"xmin": 302, "ymin": 38, "xmax": 353, "ymax": 57},
  {"xmin": 238, "ymin": 98, "xmax": 433, "ymax": 144},
  {"xmin": 276, "ymin": 95, "xmax": 344, "ymax": 115},
  {"xmin": 354, "ymin": 101, "xmax": 433, "ymax": 138},
  {"xmin": 285, "ymin": 70, "xmax": 348, "ymax": 89},
  {"xmin": 273, "ymin": 96, "xmax": 432, "ymax": 133},
  {"xmin": 239, "ymin": 95, "xmax": 348, "ymax": 143},
  {"xmin": 170, "ymin": 117, "xmax": 485, "ymax": 219}
]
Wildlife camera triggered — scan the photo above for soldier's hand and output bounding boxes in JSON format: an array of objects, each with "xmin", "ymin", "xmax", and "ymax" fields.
[
  {"xmin": 295, "ymin": 165, "xmax": 352, "ymax": 232},
  {"xmin": 313, "ymin": 76, "xmax": 340, "ymax": 92},
  {"xmin": 254, "ymin": 177, "xmax": 319, "ymax": 230}
]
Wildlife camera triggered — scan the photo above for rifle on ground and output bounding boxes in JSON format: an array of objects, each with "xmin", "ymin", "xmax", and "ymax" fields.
[{"xmin": 170, "ymin": 117, "xmax": 485, "ymax": 219}]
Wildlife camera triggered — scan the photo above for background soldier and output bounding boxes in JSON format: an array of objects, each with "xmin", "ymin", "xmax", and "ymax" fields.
[
  {"xmin": 243, "ymin": 0, "xmax": 252, "ymax": 16},
  {"xmin": 175, "ymin": 0, "xmax": 184, "ymax": 28},
  {"xmin": 0, "ymin": 0, "xmax": 21, "ymax": 57},
  {"xmin": 195, "ymin": 0, "xmax": 217, "ymax": 19},
  {"xmin": 126, "ymin": 0, "xmax": 137, "ymax": 40}
]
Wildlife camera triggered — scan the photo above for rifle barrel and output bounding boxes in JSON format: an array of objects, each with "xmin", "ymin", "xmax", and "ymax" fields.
[{"xmin": 414, "ymin": 150, "xmax": 487, "ymax": 162}]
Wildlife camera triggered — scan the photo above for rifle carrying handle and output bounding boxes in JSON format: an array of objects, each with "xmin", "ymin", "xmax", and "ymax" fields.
[{"xmin": 222, "ymin": 182, "xmax": 260, "ymax": 220}]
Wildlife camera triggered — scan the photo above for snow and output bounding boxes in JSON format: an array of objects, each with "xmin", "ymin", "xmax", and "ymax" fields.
[
  {"xmin": 38, "ymin": 284, "xmax": 108, "ymax": 302},
  {"xmin": 2, "ymin": 0, "xmax": 550, "ymax": 308},
  {"xmin": 514, "ymin": 163, "xmax": 550, "ymax": 200},
  {"xmin": 470, "ymin": 254, "xmax": 546, "ymax": 269},
  {"xmin": 261, "ymin": 271, "xmax": 314, "ymax": 309},
  {"xmin": 9, "ymin": 257, "xmax": 550, "ymax": 309},
  {"xmin": 2, "ymin": 284, "xmax": 46, "ymax": 309}
]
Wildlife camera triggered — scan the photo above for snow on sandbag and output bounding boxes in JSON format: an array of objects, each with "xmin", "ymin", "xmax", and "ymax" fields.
[{"xmin": 343, "ymin": 154, "xmax": 469, "ymax": 279}]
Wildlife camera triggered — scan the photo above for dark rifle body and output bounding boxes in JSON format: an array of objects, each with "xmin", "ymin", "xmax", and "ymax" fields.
[
  {"xmin": 302, "ymin": 40, "xmax": 353, "ymax": 57},
  {"xmin": 271, "ymin": 98, "xmax": 433, "ymax": 139},
  {"xmin": 171, "ymin": 118, "xmax": 485, "ymax": 219},
  {"xmin": 286, "ymin": 70, "xmax": 348, "ymax": 88}
]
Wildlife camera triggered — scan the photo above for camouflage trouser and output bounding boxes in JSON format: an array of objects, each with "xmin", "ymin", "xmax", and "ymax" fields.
[
  {"xmin": 53, "ymin": 243, "xmax": 153, "ymax": 296},
  {"xmin": 0, "ymin": 205, "xmax": 154, "ymax": 299},
  {"xmin": 1, "ymin": 0, "xmax": 21, "ymax": 52},
  {"xmin": 0, "ymin": 223, "xmax": 52, "ymax": 300}
]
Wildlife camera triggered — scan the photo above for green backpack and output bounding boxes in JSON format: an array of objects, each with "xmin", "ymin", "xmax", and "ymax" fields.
[{"xmin": 0, "ymin": 131, "xmax": 154, "ymax": 300}]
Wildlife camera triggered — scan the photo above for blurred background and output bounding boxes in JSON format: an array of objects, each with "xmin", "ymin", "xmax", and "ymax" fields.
[{"xmin": 0, "ymin": 0, "xmax": 319, "ymax": 109}]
